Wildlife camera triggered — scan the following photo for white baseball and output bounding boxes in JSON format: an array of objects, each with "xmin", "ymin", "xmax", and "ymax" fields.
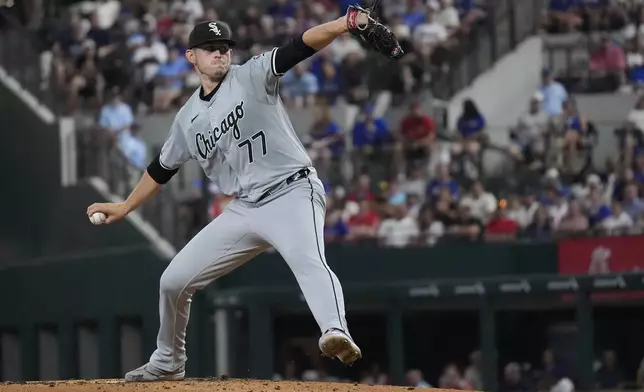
[{"xmin": 89, "ymin": 212, "xmax": 107, "ymax": 225}]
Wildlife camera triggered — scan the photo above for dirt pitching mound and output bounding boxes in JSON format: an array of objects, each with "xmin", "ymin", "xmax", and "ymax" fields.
[{"xmin": 0, "ymin": 378, "xmax": 467, "ymax": 392}]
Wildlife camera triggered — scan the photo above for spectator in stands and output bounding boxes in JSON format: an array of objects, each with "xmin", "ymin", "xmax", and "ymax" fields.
[
  {"xmin": 546, "ymin": 187, "xmax": 569, "ymax": 229},
  {"xmin": 311, "ymin": 51, "xmax": 342, "ymax": 104},
  {"xmin": 625, "ymin": 37, "xmax": 644, "ymax": 89},
  {"xmin": 558, "ymin": 99, "xmax": 589, "ymax": 169},
  {"xmin": 307, "ymin": 103, "xmax": 343, "ymax": 182},
  {"xmin": 589, "ymin": 34, "xmax": 627, "ymax": 91},
  {"xmin": 394, "ymin": 102, "xmax": 437, "ymax": 175},
  {"xmin": 352, "ymin": 105, "xmax": 392, "ymax": 169},
  {"xmin": 119, "ymin": 123, "xmax": 147, "ymax": 170},
  {"xmin": 435, "ymin": 0, "xmax": 461, "ymax": 33},
  {"xmin": 412, "ymin": 8, "xmax": 449, "ymax": 51},
  {"xmin": 131, "ymin": 33, "xmax": 169, "ymax": 113},
  {"xmin": 445, "ymin": 204, "xmax": 481, "ymax": 242},
  {"xmin": 417, "ymin": 205, "xmax": 445, "ymax": 246},
  {"xmin": 347, "ymin": 173, "xmax": 376, "ymax": 202},
  {"xmin": 508, "ymin": 93, "xmax": 549, "ymax": 170},
  {"xmin": 556, "ymin": 199, "xmax": 589, "ymax": 235},
  {"xmin": 281, "ymin": 62, "xmax": 319, "ymax": 108},
  {"xmin": 545, "ymin": 0, "xmax": 583, "ymax": 33},
  {"xmin": 540, "ymin": 68, "xmax": 569, "ymax": 118},
  {"xmin": 586, "ymin": 186, "xmax": 612, "ymax": 228},
  {"xmin": 459, "ymin": 180, "xmax": 497, "ymax": 224},
  {"xmin": 402, "ymin": 166, "xmax": 429, "ymax": 200},
  {"xmin": 601, "ymin": 201, "xmax": 634, "ymax": 234},
  {"xmin": 347, "ymin": 200, "xmax": 381, "ymax": 244},
  {"xmin": 386, "ymin": 176, "xmax": 408, "ymax": 207},
  {"xmin": 464, "ymin": 350, "xmax": 483, "ymax": 391},
  {"xmin": 499, "ymin": 362, "xmax": 533, "ymax": 392},
  {"xmin": 484, "ymin": 205, "xmax": 520, "ymax": 242},
  {"xmin": 405, "ymin": 369, "xmax": 432, "ymax": 388},
  {"xmin": 576, "ymin": 173, "xmax": 604, "ymax": 208},
  {"xmin": 606, "ymin": 163, "xmax": 634, "ymax": 201},
  {"xmin": 69, "ymin": 40, "xmax": 104, "ymax": 111},
  {"xmin": 328, "ymin": 34, "xmax": 365, "ymax": 64},
  {"xmin": 523, "ymin": 206, "xmax": 553, "ymax": 240},
  {"xmin": 438, "ymin": 363, "xmax": 473, "ymax": 390},
  {"xmin": 324, "ymin": 189, "xmax": 349, "ymax": 243},
  {"xmin": 618, "ymin": 96, "xmax": 644, "ymax": 165},
  {"xmin": 427, "ymin": 163, "xmax": 459, "ymax": 201},
  {"xmin": 152, "ymin": 48, "xmax": 190, "ymax": 112},
  {"xmin": 452, "ymin": 99, "xmax": 487, "ymax": 178},
  {"xmin": 171, "ymin": 0, "xmax": 205, "ymax": 23},
  {"xmin": 533, "ymin": 349, "xmax": 568, "ymax": 392},
  {"xmin": 98, "ymin": 88, "xmax": 135, "ymax": 149},
  {"xmin": 99, "ymin": 29, "xmax": 134, "ymax": 95},
  {"xmin": 436, "ymin": 185, "xmax": 459, "ymax": 210},
  {"xmin": 621, "ymin": 183, "xmax": 644, "ymax": 219},
  {"xmin": 506, "ymin": 195, "xmax": 535, "ymax": 229},
  {"xmin": 406, "ymin": 192, "xmax": 423, "ymax": 219},
  {"xmin": 595, "ymin": 350, "xmax": 626, "ymax": 390},
  {"xmin": 634, "ymin": 152, "xmax": 644, "ymax": 183},
  {"xmin": 378, "ymin": 204, "xmax": 419, "ymax": 247},
  {"xmin": 340, "ymin": 51, "xmax": 369, "ymax": 105}
]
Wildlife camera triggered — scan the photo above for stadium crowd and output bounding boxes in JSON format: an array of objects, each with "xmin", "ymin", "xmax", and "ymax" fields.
[
  {"xmin": 29, "ymin": 0, "xmax": 644, "ymax": 249},
  {"xmin": 211, "ymin": 74, "xmax": 644, "ymax": 248},
  {"xmin": 202, "ymin": 0, "xmax": 644, "ymax": 247},
  {"xmin": 41, "ymin": 0, "xmax": 486, "ymax": 114},
  {"xmin": 272, "ymin": 347, "xmax": 644, "ymax": 391}
]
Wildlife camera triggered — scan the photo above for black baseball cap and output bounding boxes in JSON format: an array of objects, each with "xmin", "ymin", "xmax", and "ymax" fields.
[{"xmin": 188, "ymin": 20, "xmax": 237, "ymax": 49}]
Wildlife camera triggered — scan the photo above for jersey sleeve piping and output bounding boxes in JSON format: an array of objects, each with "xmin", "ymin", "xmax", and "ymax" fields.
[{"xmin": 270, "ymin": 47, "xmax": 282, "ymax": 77}]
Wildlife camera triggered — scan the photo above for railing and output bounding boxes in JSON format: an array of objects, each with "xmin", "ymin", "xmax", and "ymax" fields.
[
  {"xmin": 542, "ymin": 32, "xmax": 633, "ymax": 94},
  {"xmin": 432, "ymin": 0, "xmax": 546, "ymax": 100}
]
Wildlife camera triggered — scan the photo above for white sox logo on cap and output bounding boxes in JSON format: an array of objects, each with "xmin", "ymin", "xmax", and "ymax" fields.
[{"xmin": 209, "ymin": 22, "xmax": 221, "ymax": 35}]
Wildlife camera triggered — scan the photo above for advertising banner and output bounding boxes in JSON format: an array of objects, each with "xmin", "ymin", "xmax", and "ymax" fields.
[{"xmin": 558, "ymin": 235, "xmax": 644, "ymax": 301}]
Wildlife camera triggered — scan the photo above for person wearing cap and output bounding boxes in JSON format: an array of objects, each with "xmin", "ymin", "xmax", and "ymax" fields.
[
  {"xmin": 88, "ymin": 9, "xmax": 382, "ymax": 383},
  {"xmin": 508, "ymin": 92, "xmax": 548, "ymax": 167}
]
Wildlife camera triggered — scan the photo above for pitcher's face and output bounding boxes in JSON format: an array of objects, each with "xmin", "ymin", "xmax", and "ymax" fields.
[{"xmin": 187, "ymin": 43, "xmax": 232, "ymax": 79}]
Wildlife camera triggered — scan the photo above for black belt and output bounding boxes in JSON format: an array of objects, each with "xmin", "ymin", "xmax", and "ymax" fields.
[
  {"xmin": 257, "ymin": 168, "xmax": 310, "ymax": 202},
  {"xmin": 286, "ymin": 167, "xmax": 311, "ymax": 185}
]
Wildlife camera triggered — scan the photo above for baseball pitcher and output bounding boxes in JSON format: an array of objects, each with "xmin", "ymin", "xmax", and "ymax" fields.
[{"xmin": 87, "ymin": 4, "xmax": 403, "ymax": 382}]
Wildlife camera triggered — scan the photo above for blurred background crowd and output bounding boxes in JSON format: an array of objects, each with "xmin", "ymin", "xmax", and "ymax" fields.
[
  {"xmin": 25, "ymin": 0, "xmax": 644, "ymax": 250},
  {"xmin": 25, "ymin": 0, "xmax": 644, "ymax": 251},
  {"xmin": 274, "ymin": 348, "xmax": 644, "ymax": 392}
]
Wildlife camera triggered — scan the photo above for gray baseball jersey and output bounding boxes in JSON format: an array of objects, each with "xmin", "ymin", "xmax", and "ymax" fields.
[{"xmin": 158, "ymin": 48, "xmax": 314, "ymax": 202}]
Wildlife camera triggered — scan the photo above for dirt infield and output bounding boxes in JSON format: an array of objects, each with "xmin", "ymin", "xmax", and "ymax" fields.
[{"xmin": 0, "ymin": 378, "xmax": 464, "ymax": 392}]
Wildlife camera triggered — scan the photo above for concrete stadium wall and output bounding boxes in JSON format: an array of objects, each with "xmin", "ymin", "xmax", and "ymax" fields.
[{"xmin": 447, "ymin": 36, "xmax": 544, "ymax": 142}]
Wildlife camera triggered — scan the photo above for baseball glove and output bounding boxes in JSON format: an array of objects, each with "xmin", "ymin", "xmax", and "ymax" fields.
[{"xmin": 346, "ymin": 3, "xmax": 404, "ymax": 60}]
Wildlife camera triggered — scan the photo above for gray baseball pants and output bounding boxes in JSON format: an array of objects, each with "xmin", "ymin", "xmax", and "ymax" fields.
[{"xmin": 148, "ymin": 174, "xmax": 348, "ymax": 372}]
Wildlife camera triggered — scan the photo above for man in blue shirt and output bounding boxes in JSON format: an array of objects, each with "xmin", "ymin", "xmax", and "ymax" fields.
[
  {"xmin": 351, "ymin": 105, "xmax": 391, "ymax": 173},
  {"xmin": 153, "ymin": 49, "xmax": 190, "ymax": 112},
  {"xmin": 281, "ymin": 63, "xmax": 319, "ymax": 108},
  {"xmin": 540, "ymin": 69, "xmax": 569, "ymax": 117},
  {"xmin": 120, "ymin": 124, "xmax": 148, "ymax": 171},
  {"xmin": 352, "ymin": 105, "xmax": 391, "ymax": 150},
  {"xmin": 622, "ymin": 183, "xmax": 644, "ymax": 219},
  {"xmin": 426, "ymin": 163, "xmax": 459, "ymax": 201},
  {"xmin": 98, "ymin": 89, "xmax": 135, "ymax": 149}
]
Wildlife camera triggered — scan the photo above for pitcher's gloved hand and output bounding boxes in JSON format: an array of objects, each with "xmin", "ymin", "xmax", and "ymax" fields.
[{"xmin": 345, "ymin": 4, "xmax": 404, "ymax": 60}]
